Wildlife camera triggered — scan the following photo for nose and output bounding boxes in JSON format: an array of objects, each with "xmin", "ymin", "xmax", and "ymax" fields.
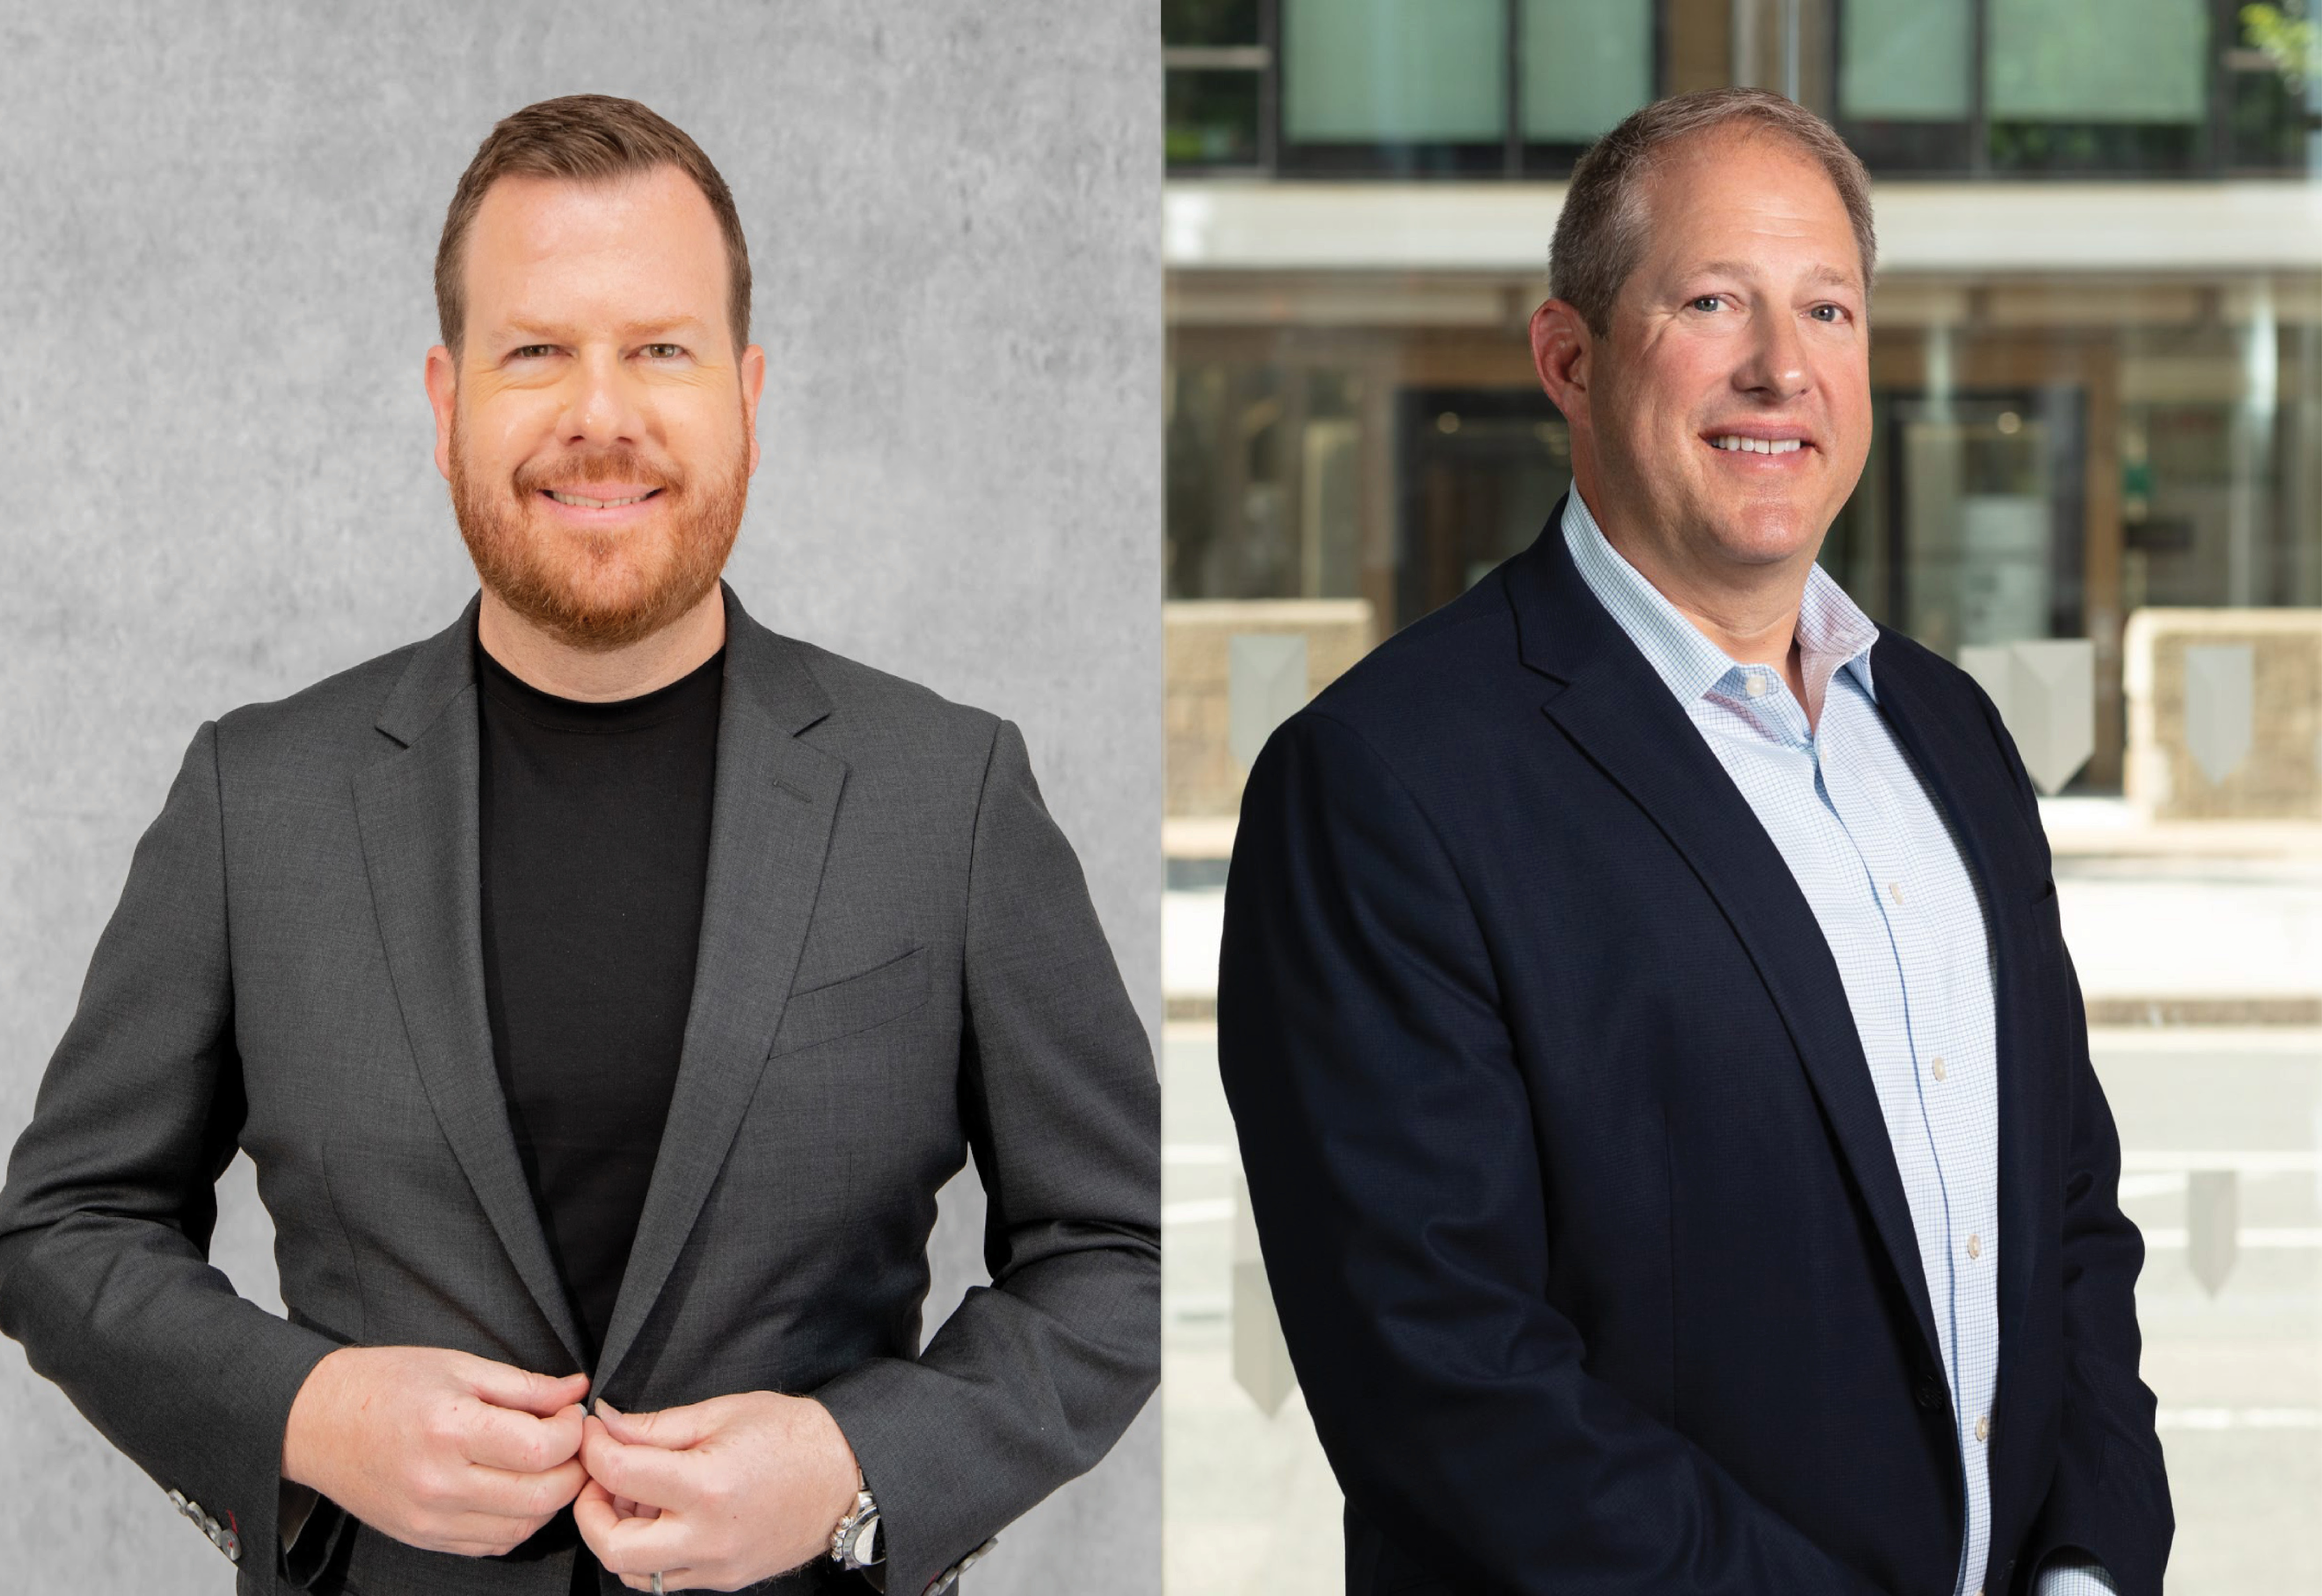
[
  {"xmin": 1737, "ymin": 310, "xmax": 1809, "ymax": 402},
  {"xmin": 558, "ymin": 345, "xmax": 648, "ymax": 448}
]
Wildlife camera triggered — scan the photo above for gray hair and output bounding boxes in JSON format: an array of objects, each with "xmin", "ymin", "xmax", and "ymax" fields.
[{"xmin": 1550, "ymin": 88, "xmax": 1876, "ymax": 336}]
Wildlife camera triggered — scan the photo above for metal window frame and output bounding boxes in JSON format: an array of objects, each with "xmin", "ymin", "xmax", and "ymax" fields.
[
  {"xmin": 1261, "ymin": 0, "xmax": 1670, "ymax": 178},
  {"xmin": 1831, "ymin": 0, "xmax": 2304, "ymax": 181},
  {"xmin": 1162, "ymin": 0, "xmax": 2311, "ymax": 180}
]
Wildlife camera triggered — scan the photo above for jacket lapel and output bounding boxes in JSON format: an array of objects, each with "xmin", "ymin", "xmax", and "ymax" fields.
[
  {"xmin": 592, "ymin": 591, "xmax": 847, "ymax": 1394},
  {"xmin": 352, "ymin": 600, "xmax": 589, "ymax": 1370},
  {"xmin": 1865, "ymin": 640, "xmax": 2046, "ymax": 1381},
  {"xmin": 1505, "ymin": 508, "xmax": 1944, "ymax": 1369}
]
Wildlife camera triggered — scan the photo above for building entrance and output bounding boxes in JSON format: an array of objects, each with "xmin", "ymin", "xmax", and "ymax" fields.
[{"xmin": 1396, "ymin": 386, "xmax": 1570, "ymax": 630}]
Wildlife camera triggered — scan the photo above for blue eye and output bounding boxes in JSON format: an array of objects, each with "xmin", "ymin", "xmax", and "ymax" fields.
[
  {"xmin": 1691, "ymin": 296, "xmax": 1722, "ymax": 313},
  {"xmin": 1810, "ymin": 304, "xmax": 1843, "ymax": 322}
]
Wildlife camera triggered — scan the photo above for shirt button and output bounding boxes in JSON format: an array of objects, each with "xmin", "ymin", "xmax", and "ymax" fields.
[
  {"xmin": 1745, "ymin": 674, "xmax": 1769, "ymax": 698},
  {"xmin": 1976, "ymin": 1415, "xmax": 1991, "ymax": 1441},
  {"xmin": 1967, "ymin": 1234, "xmax": 1982, "ymax": 1259},
  {"xmin": 1930, "ymin": 1056, "xmax": 1948, "ymax": 1082},
  {"xmin": 1887, "ymin": 880, "xmax": 1904, "ymax": 905}
]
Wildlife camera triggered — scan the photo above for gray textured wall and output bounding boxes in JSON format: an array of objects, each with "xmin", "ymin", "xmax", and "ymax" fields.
[{"xmin": 0, "ymin": 4, "xmax": 1160, "ymax": 1590}]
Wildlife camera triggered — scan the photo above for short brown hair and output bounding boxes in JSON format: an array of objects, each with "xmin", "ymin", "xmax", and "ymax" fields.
[
  {"xmin": 435, "ymin": 94, "xmax": 751, "ymax": 357},
  {"xmin": 1550, "ymin": 88, "xmax": 1875, "ymax": 336}
]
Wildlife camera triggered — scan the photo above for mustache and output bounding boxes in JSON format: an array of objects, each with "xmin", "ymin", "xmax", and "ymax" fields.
[{"xmin": 511, "ymin": 448, "xmax": 681, "ymax": 495}]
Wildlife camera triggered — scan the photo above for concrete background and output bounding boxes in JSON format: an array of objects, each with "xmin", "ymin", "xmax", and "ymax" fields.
[{"xmin": 0, "ymin": 3, "xmax": 1160, "ymax": 1590}]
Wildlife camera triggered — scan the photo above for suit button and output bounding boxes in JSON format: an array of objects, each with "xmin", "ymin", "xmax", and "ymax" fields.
[{"xmin": 1916, "ymin": 1377, "xmax": 1942, "ymax": 1409}]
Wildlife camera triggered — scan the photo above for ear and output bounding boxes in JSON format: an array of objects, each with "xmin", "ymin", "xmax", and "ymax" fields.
[
  {"xmin": 424, "ymin": 345, "xmax": 458, "ymax": 483},
  {"xmin": 739, "ymin": 343, "xmax": 767, "ymax": 476},
  {"xmin": 1530, "ymin": 298, "xmax": 1594, "ymax": 426}
]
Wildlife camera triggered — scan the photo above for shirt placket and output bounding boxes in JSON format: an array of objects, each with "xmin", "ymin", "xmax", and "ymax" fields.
[{"xmin": 1822, "ymin": 702, "xmax": 1995, "ymax": 1596}]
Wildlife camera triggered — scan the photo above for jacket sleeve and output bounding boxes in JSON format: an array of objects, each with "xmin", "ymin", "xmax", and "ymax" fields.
[
  {"xmin": 1974, "ymin": 700, "xmax": 2173, "ymax": 1596},
  {"xmin": 0, "ymin": 721, "xmax": 340, "ymax": 1589},
  {"xmin": 810, "ymin": 717, "xmax": 1160, "ymax": 1596},
  {"xmin": 1217, "ymin": 709, "xmax": 1888, "ymax": 1595}
]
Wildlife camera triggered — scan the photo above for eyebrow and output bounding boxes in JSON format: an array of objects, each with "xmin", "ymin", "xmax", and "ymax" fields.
[
  {"xmin": 497, "ymin": 316, "xmax": 709, "ymax": 343},
  {"xmin": 1690, "ymin": 259, "xmax": 1863, "ymax": 294}
]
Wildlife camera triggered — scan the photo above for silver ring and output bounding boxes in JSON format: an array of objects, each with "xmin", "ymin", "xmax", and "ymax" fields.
[{"xmin": 651, "ymin": 1576, "xmax": 665, "ymax": 1595}]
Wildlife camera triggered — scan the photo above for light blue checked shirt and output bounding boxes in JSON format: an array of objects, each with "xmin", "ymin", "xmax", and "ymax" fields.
[{"xmin": 1563, "ymin": 495, "xmax": 2114, "ymax": 1596}]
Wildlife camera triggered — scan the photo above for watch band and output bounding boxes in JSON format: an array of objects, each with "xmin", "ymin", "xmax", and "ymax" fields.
[{"xmin": 830, "ymin": 1485, "xmax": 883, "ymax": 1571}]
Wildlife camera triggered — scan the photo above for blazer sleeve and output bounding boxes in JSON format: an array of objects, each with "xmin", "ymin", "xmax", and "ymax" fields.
[
  {"xmin": 1217, "ymin": 708, "xmax": 1888, "ymax": 1595},
  {"xmin": 1975, "ymin": 700, "xmax": 2174, "ymax": 1596},
  {"xmin": 0, "ymin": 721, "xmax": 341, "ymax": 1589},
  {"xmin": 810, "ymin": 717, "xmax": 1160, "ymax": 1596}
]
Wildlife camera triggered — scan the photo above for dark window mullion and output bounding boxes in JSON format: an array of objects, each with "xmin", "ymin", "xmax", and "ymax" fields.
[
  {"xmin": 1651, "ymin": 0, "xmax": 1669, "ymax": 107},
  {"xmin": 2207, "ymin": 0, "xmax": 2235, "ymax": 175},
  {"xmin": 1505, "ymin": 0, "xmax": 1524, "ymax": 177},
  {"xmin": 1260, "ymin": 0, "xmax": 1281, "ymax": 173},
  {"xmin": 1969, "ymin": 0, "xmax": 1990, "ymax": 177}
]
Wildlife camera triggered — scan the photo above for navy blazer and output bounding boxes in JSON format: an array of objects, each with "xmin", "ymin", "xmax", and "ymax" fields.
[{"xmin": 1217, "ymin": 502, "xmax": 2170, "ymax": 1596}]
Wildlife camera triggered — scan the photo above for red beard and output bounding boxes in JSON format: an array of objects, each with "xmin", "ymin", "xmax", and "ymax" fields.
[{"xmin": 449, "ymin": 422, "xmax": 748, "ymax": 653}]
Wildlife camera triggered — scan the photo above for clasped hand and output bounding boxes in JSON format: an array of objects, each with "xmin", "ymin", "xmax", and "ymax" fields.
[{"xmin": 282, "ymin": 1346, "xmax": 861, "ymax": 1592}]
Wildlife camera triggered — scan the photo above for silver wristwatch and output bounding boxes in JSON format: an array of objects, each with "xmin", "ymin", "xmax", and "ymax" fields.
[{"xmin": 831, "ymin": 1482, "xmax": 884, "ymax": 1572}]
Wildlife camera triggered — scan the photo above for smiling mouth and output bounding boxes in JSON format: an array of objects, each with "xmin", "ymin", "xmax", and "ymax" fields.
[
  {"xmin": 541, "ymin": 488, "xmax": 664, "ymax": 509},
  {"xmin": 1706, "ymin": 435, "xmax": 1808, "ymax": 455}
]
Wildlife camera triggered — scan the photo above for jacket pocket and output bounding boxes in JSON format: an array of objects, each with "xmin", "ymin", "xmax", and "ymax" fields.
[{"xmin": 768, "ymin": 946, "xmax": 930, "ymax": 1058}]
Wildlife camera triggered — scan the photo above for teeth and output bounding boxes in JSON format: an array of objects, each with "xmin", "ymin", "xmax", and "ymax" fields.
[
  {"xmin": 548, "ymin": 490, "xmax": 655, "ymax": 508},
  {"xmin": 1710, "ymin": 436, "xmax": 1802, "ymax": 454}
]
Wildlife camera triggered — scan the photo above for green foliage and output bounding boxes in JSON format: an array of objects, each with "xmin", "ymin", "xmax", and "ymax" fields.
[{"xmin": 2244, "ymin": 2, "xmax": 2322, "ymax": 87}]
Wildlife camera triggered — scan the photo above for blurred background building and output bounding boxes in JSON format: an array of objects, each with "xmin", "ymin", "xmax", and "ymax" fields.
[{"xmin": 1160, "ymin": 3, "xmax": 2322, "ymax": 1591}]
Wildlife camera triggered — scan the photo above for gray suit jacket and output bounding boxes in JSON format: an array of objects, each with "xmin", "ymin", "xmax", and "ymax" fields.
[{"xmin": 0, "ymin": 586, "xmax": 1160, "ymax": 1596}]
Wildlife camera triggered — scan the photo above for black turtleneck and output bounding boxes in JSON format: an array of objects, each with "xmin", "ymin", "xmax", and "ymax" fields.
[{"xmin": 474, "ymin": 638, "xmax": 724, "ymax": 1365}]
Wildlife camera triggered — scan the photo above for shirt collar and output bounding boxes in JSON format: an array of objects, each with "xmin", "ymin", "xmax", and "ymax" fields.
[{"xmin": 1560, "ymin": 490, "xmax": 1880, "ymax": 712}]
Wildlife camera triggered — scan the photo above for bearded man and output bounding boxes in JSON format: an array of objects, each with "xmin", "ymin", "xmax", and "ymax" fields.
[{"xmin": 0, "ymin": 95, "xmax": 1158, "ymax": 1596}]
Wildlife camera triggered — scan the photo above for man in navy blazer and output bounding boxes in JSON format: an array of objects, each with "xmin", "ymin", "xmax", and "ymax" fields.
[{"xmin": 1218, "ymin": 89, "xmax": 2169, "ymax": 1596}]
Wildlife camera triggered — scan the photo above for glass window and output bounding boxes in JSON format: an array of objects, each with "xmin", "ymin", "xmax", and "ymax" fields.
[
  {"xmin": 1167, "ymin": 69, "xmax": 1264, "ymax": 167},
  {"xmin": 1519, "ymin": 0, "xmax": 1653, "ymax": 143},
  {"xmin": 1839, "ymin": 0, "xmax": 1971, "ymax": 120},
  {"xmin": 1282, "ymin": 0, "xmax": 1506, "ymax": 143},
  {"xmin": 1987, "ymin": 0, "xmax": 2208, "ymax": 123},
  {"xmin": 1166, "ymin": 359, "xmax": 1372, "ymax": 603},
  {"xmin": 1163, "ymin": 0, "xmax": 1260, "ymax": 46}
]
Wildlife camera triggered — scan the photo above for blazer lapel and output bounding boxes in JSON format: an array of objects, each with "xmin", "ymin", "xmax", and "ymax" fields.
[
  {"xmin": 1866, "ymin": 640, "xmax": 2046, "ymax": 1379},
  {"xmin": 352, "ymin": 600, "xmax": 589, "ymax": 1369},
  {"xmin": 1506, "ymin": 510, "xmax": 1945, "ymax": 1370},
  {"xmin": 592, "ymin": 591, "xmax": 847, "ymax": 1394}
]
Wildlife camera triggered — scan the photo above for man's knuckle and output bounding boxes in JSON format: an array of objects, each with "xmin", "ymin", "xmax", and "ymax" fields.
[{"xmin": 420, "ymin": 1407, "xmax": 464, "ymax": 1449}]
